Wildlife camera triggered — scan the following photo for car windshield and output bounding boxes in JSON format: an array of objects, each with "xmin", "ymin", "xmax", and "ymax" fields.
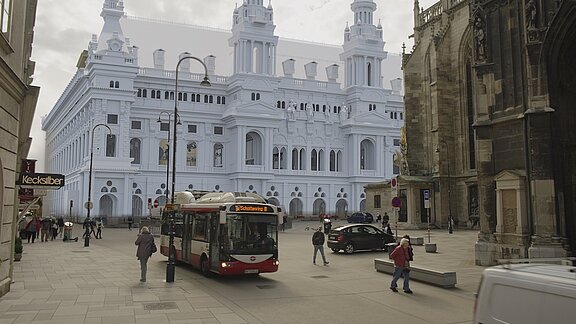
[{"xmin": 221, "ymin": 214, "xmax": 278, "ymax": 253}]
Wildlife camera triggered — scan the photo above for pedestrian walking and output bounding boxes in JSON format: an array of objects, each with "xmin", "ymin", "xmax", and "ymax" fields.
[
  {"xmin": 312, "ymin": 226, "xmax": 329, "ymax": 266},
  {"xmin": 82, "ymin": 217, "xmax": 92, "ymax": 239},
  {"xmin": 135, "ymin": 226, "xmax": 156, "ymax": 282},
  {"xmin": 128, "ymin": 216, "xmax": 133, "ymax": 231},
  {"xmin": 40, "ymin": 217, "xmax": 52, "ymax": 242},
  {"xmin": 25, "ymin": 217, "xmax": 37, "ymax": 243},
  {"xmin": 389, "ymin": 238, "xmax": 413, "ymax": 294},
  {"xmin": 57, "ymin": 216, "xmax": 65, "ymax": 238},
  {"xmin": 96, "ymin": 217, "xmax": 103, "ymax": 239},
  {"xmin": 89, "ymin": 218, "xmax": 97, "ymax": 237},
  {"xmin": 51, "ymin": 218, "xmax": 59, "ymax": 240},
  {"xmin": 281, "ymin": 215, "xmax": 287, "ymax": 232},
  {"xmin": 376, "ymin": 212, "xmax": 382, "ymax": 223}
]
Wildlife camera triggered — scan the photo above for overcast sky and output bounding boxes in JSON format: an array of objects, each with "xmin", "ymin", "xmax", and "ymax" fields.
[{"xmin": 29, "ymin": 0, "xmax": 437, "ymax": 171}]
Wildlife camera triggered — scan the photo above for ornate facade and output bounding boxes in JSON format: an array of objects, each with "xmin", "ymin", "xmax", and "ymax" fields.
[
  {"xmin": 0, "ymin": 0, "xmax": 39, "ymax": 297},
  {"xmin": 401, "ymin": 0, "xmax": 575, "ymax": 265},
  {"xmin": 42, "ymin": 1, "xmax": 404, "ymax": 221}
]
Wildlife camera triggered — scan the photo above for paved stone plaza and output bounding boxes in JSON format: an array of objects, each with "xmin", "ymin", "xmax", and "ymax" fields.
[{"xmin": 1, "ymin": 220, "xmax": 486, "ymax": 323}]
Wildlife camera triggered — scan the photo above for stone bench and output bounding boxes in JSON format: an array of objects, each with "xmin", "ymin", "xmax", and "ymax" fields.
[
  {"xmin": 374, "ymin": 258, "xmax": 457, "ymax": 288},
  {"xmin": 411, "ymin": 237, "xmax": 424, "ymax": 246}
]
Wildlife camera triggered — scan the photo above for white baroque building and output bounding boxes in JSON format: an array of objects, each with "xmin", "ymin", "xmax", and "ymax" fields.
[{"xmin": 42, "ymin": 0, "xmax": 404, "ymax": 220}]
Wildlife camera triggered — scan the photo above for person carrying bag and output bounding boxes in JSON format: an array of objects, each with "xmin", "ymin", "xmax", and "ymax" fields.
[{"xmin": 389, "ymin": 238, "xmax": 413, "ymax": 294}]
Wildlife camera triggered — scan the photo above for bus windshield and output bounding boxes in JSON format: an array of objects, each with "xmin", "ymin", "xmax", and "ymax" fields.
[{"xmin": 223, "ymin": 214, "xmax": 278, "ymax": 253}]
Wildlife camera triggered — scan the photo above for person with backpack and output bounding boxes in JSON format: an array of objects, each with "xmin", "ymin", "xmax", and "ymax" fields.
[{"xmin": 312, "ymin": 226, "xmax": 329, "ymax": 266}]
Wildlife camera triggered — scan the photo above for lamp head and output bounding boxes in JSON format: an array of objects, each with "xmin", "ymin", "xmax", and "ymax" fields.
[
  {"xmin": 177, "ymin": 119, "xmax": 182, "ymax": 126},
  {"xmin": 435, "ymin": 146, "xmax": 440, "ymax": 153},
  {"xmin": 157, "ymin": 118, "xmax": 162, "ymax": 123},
  {"xmin": 200, "ymin": 75, "xmax": 211, "ymax": 87}
]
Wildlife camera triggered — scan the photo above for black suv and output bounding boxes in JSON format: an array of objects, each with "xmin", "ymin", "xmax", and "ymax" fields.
[
  {"xmin": 347, "ymin": 212, "xmax": 374, "ymax": 224},
  {"xmin": 327, "ymin": 224, "xmax": 395, "ymax": 254}
]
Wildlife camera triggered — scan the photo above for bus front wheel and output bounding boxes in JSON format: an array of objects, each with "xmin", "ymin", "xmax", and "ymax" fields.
[{"xmin": 200, "ymin": 256, "xmax": 211, "ymax": 277}]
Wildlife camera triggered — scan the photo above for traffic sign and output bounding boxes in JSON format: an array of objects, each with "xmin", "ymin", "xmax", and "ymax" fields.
[
  {"xmin": 153, "ymin": 199, "xmax": 159, "ymax": 208},
  {"xmin": 391, "ymin": 177, "xmax": 398, "ymax": 197},
  {"xmin": 423, "ymin": 189, "xmax": 430, "ymax": 209},
  {"xmin": 391, "ymin": 197, "xmax": 401, "ymax": 208}
]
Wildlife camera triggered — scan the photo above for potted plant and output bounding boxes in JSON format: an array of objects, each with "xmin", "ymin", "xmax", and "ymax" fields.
[{"xmin": 14, "ymin": 236, "xmax": 23, "ymax": 261}]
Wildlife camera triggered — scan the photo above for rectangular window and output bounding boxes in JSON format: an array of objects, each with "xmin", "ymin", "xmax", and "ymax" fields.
[
  {"xmin": 131, "ymin": 121, "xmax": 141, "ymax": 130},
  {"xmin": 214, "ymin": 126, "xmax": 223, "ymax": 135},
  {"xmin": 188, "ymin": 124, "xmax": 197, "ymax": 133},
  {"xmin": 160, "ymin": 122, "xmax": 170, "ymax": 132},
  {"xmin": 106, "ymin": 134, "xmax": 116, "ymax": 157},
  {"xmin": 393, "ymin": 139, "xmax": 401, "ymax": 146},
  {"xmin": 192, "ymin": 215, "xmax": 208, "ymax": 241},
  {"xmin": 1, "ymin": 0, "xmax": 10, "ymax": 34},
  {"xmin": 107, "ymin": 114, "xmax": 118, "ymax": 124},
  {"xmin": 374, "ymin": 195, "xmax": 381, "ymax": 208}
]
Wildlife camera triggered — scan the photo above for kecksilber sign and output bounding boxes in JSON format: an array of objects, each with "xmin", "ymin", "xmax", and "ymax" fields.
[{"xmin": 17, "ymin": 173, "xmax": 65, "ymax": 188}]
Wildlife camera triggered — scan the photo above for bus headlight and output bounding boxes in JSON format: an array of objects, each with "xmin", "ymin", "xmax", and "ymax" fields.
[
  {"xmin": 273, "ymin": 260, "xmax": 279, "ymax": 266},
  {"xmin": 221, "ymin": 262, "xmax": 233, "ymax": 268}
]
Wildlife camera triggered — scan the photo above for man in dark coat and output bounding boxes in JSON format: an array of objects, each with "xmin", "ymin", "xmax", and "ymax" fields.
[
  {"xmin": 312, "ymin": 226, "xmax": 329, "ymax": 266},
  {"xmin": 135, "ymin": 226, "xmax": 155, "ymax": 282}
]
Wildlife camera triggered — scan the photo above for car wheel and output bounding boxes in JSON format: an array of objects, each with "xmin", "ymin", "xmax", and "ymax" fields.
[
  {"xmin": 200, "ymin": 256, "xmax": 211, "ymax": 277},
  {"xmin": 344, "ymin": 242, "xmax": 355, "ymax": 254},
  {"xmin": 331, "ymin": 248, "xmax": 339, "ymax": 253}
]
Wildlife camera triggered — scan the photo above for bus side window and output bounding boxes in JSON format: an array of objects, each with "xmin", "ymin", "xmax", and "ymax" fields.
[{"xmin": 193, "ymin": 217, "xmax": 207, "ymax": 241}]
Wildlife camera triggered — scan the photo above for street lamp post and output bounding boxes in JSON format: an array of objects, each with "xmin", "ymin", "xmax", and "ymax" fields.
[
  {"xmin": 437, "ymin": 141, "xmax": 453, "ymax": 234},
  {"xmin": 166, "ymin": 55, "xmax": 211, "ymax": 283},
  {"xmin": 157, "ymin": 111, "xmax": 181, "ymax": 202},
  {"xmin": 85, "ymin": 123, "xmax": 112, "ymax": 247}
]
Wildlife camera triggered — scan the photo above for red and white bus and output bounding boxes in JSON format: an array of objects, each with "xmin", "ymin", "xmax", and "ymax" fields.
[{"xmin": 160, "ymin": 191, "xmax": 282, "ymax": 276}]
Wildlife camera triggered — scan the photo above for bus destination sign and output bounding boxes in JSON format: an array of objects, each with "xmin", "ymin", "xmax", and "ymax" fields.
[{"xmin": 231, "ymin": 204, "xmax": 274, "ymax": 213}]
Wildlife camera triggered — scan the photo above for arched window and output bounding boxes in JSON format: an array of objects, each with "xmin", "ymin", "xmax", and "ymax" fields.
[
  {"xmin": 251, "ymin": 93, "xmax": 256, "ymax": 101},
  {"xmin": 299, "ymin": 148, "xmax": 306, "ymax": 170},
  {"xmin": 367, "ymin": 62, "xmax": 372, "ymax": 86},
  {"xmin": 256, "ymin": 93, "xmax": 260, "ymax": 100},
  {"xmin": 217, "ymin": 96, "xmax": 222, "ymax": 104},
  {"xmin": 132, "ymin": 195, "xmax": 143, "ymax": 217},
  {"xmin": 311, "ymin": 149, "xmax": 318, "ymax": 171},
  {"xmin": 178, "ymin": 92, "xmax": 183, "ymax": 101},
  {"xmin": 221, "ymin": 97, "xmax": 225, "ymax": 104},
  {"xmin": 191, "ymin": 93, "xmax": 196, "ymax": 102},
  {"xmin": 159, "ymin": 139, "xmax": 169, "ymax": 165},
  {"xmin": 142, "ymin": 89, "xmax": 147, "ymax": 98},
  {"xmin": 291, "ymin": 148, "xmax": 299, "ymax": 170},
  {"xmin": 280, "ymin": 147, "xmax": 287, "ymax": 169},
  {"xmin": 137, "ymin": 89, "xmax": 141, "ymax": 97},
  {"xmin": 318, "ymin": 149, "xmax": 325, "ymax": 171},
  {"xmin": 186, "ymin": 142, "xmax": 197, "ymax": 167},
  {"xmin": 360, "ymin": 139, "xmax": 375, "ymax": 170},
  {"xmin": 114, "ymin": 81, "xmax": 120, "ymax": 88},
  {"xmin": 277, "ymin": 101, "xmax": 281, "ymax": 108},
  {"xmin": 282, "ymin": 101, "xmax": 285, "ymax": 109},
  {"xmin": 273, "ymin": 147, "xmax": 280, "ymax": 169},
  {"xmin": 169, "ymin": 92, "xmax": 174, "ymax": 100},
  {"xmin": 330, "ymin": 150, "xmax": 336, "ymax": 171},
  {"xmin": 245, "ymin": 132, "xmax": 263, "ymax": 165},
  {"xmin": 204, "ymin": 95, "xmax": 209, "ymax": 103},
  {"xmin": 183, "ymin": 93, "xmax": 188, "ymax": 101},
  {"xmin": 209, "ymin": 95, "xmax": 213, "ymax": 103},
  {"xmin": 109, "ymin": 81, "xmax": 114, "ymax": 88},
  {"xmin": 106, "ymin": 134, "xmax": 116, "ymax": 157},
  {"xmin": 165, "ymin": 91, "xmax": 169, "ymax": 100},
  {"xmin": 130, "ymin": 138, "xmax": 141, "ymax": 164},
  {"xmin": 196, "ymin": 94, "xmax": 201, "ymax": 102},
  {"xmin": 337, "ymin": 150, "xmax": 343, "ymax": 171},
  {"xmin": 214, "ymin": 143, "xmax": 223, "ymax": 167}
]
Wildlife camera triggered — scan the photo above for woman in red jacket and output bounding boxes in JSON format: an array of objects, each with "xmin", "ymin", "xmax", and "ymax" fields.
[{"xmin": 389, "ymin": 238, "xmax": 413, "ymax": 294}]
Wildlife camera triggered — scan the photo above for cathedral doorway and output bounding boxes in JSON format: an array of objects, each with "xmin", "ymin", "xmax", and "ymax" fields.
[
  {"xmin": 312, "ymin": 199, "xmax": 326, "ymax": 216},
  {"xmin": 132, "ymin": 195, "xmax": 143, "ymax": 217},
  {"xmin": 545, "ymin": 4, "xmax": 576, "ymax": 251},
  {"xmin": 335, "ymin": 199, "xmax": 348, "ymax": 219},
  {"xmin": 289, "ymin": 198, "xmax": 303, "ymax": 217},
  {"xmin": 99, "ymin": 194, "xmax": 115, "ymax": 219}
]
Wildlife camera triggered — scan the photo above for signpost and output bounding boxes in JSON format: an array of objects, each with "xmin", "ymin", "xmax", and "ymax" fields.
[{"xmin": 423, "ymin": 189, "xmax": 431, "ymax": 243}]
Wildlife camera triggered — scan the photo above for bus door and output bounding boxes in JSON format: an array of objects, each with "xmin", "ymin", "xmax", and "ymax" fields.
[
  {"xmin": 209, "ymin": 212, "xmax": 220, "ymax": 269},
  {"xmin": 182, "ymin": 212, "xmax": 192, "ymax": 263}
]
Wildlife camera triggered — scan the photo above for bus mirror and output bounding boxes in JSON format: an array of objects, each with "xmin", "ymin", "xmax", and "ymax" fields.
[{"xmin": 219, "ymin": 210, "xmax": 226, "ymax": 224}]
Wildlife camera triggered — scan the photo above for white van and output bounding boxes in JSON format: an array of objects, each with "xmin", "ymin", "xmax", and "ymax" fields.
[{"xmin": 474, "ymin": 264, "xmax": 576, "ymax": 323}]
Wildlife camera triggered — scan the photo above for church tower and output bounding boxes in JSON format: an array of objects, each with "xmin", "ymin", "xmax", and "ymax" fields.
[
  {"xmin": 229, "ymin": 0, "xmax": 278, "ymax": 75},
  {"xmin": 340, "ymin": 0, "xmax": 387, "ymax": 88}
]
